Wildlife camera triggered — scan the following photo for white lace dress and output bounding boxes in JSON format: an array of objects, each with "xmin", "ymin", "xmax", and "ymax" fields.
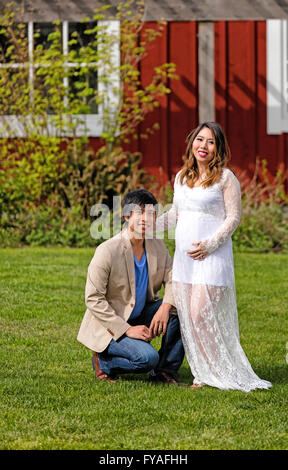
[{"xmin": 156, "ymin": 168, "xmax": 272, "ymax": 392}]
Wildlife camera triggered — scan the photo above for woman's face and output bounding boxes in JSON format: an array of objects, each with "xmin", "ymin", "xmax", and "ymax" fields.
[{"xmin": 192, "ymin": 127, "xmax": 215, "ymax": 168}]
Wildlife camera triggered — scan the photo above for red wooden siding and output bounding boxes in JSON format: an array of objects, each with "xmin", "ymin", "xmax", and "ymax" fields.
[
  {"xmin": 168, "ymin": 22, "xmax": 198, "ymax": 176},
  {"xmin": 139, "ymin": 22, "xmax": 169, "ymax": 184},
  {"xmin": 137, "ymin": 21, "xmax": 198, "ymax": 184}
]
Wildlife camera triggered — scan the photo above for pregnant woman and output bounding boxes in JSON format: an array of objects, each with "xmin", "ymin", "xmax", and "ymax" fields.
[{"xmin": 156, "ymin": 121, "xmax": 272, "ymax": 392}]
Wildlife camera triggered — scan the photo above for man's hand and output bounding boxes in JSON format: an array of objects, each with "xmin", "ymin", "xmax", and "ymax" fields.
[
  {"xmin": 149, "ymin": 303, "xmax": 171, "ymax": 338},
  {"xmin": 126, "ymin": 325, "xmax": 152, "ymax": 342}
]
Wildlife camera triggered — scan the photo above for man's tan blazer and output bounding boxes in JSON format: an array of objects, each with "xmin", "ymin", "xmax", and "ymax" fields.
[{"xmin": 77, "ymin": 229, "xmax": 176, "ymax": 353}]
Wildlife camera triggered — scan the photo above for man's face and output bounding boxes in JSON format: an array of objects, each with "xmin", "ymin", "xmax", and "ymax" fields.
[{"xmin": 126, "ymin": 204, "xmax": 156, "ymax": 238}]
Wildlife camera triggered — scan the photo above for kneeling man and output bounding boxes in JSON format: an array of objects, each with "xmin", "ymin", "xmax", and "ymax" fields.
[{"xmin": 77, "ymin": 189, "xmax": 185, "ymax": 384}]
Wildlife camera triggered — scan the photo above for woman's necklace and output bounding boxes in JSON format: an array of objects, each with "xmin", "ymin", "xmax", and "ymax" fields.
[{"xmin": 199, "ymin": 172, "xmax": 207, "ymax": 181}]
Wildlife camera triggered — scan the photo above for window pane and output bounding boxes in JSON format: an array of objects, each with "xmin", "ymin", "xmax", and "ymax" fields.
[
  {"xmin": 33, "ymin": 23, "xmax": 65, "ymax": 115},
  {"xmin": 33, "ymin": 71, "xmax": 58, "ymax": 115},
  {"xmin": 34, "ymin": 22, "xmax": 61, "ymax": 51},
  {"xmin": 68, "ymin": 22, "xmax": 98, "ymax": 114},
  {"xmin": 68, "ymin": 21, "xmax": 97, "ymax": 54},
  {"xmin": 285, "ymin": 21, "xmax": 288, "ymax": 114},
  {"xmin": 0, "ymin": 68, "xmax": 29, "ymax": 115},
  {"xmin": 69, "ymin": 67, "xmax": 98, "ymax": 114},
  {"xmin": 0, "ymin": 24, "xmax": 28, "ymax": 63}
]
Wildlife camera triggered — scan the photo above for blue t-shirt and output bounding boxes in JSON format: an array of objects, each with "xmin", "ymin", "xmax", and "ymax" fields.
[{"xmin": 129, "ymin": 250, "xmax": 148, "ymax": 320}]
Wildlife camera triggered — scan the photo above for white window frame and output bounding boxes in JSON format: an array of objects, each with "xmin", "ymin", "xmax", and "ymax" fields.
[
  {"xmin": 0, "ymin": 20, "xmax": 120, "ymax": 137},
  {"xmin": 267, "ymin": 19, "xmax": 288, "ymax": 134}
]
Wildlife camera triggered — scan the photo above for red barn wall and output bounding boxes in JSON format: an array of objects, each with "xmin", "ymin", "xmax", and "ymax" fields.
[
  {"xmin": 90, "ymin": 20, "xmax": 288, "ymax": 185},
  {"xmin": 215, "ymin": 21, "xmax": 288, "ymax": 183},
  {"xmin": 138, "ymin": 21, "xmax": 198, "ymax": 185}
]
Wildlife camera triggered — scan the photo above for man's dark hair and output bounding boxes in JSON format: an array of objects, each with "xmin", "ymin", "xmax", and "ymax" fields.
[{"xmin": 122, "ymin": 189, "xmax": 158, "ymax": 218}]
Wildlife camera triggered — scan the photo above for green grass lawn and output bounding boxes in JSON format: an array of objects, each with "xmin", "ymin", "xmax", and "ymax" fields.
[{"xmin": 0, "ymin": 247, "xmax": 287, "ymax": 450}]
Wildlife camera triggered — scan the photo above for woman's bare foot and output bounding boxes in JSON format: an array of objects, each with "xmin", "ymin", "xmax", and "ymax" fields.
[{"xmin": 190, "ymin": 382, "xmax": 205, "ymax": 389}]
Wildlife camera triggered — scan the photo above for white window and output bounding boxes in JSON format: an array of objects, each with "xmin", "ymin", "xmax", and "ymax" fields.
[
  {"xmin": 267, "ymin": 19, "xmax": 288, "ymax": 134},
  {"xmin": 0, "ymin": 20, "xmax": 120, "ymax": 137}
]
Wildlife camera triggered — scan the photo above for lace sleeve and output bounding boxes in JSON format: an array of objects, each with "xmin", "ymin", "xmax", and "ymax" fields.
[{"xmin": 202, "ymin": 169, "xmax": 242, "ymax": 254}]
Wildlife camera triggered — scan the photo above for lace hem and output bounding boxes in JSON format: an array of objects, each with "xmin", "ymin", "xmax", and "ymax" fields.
[{"xmin": 173, "ymin": 281, "xmax": 272, "ymax": 392}]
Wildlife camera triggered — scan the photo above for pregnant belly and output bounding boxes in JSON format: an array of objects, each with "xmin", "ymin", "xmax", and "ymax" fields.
[{"xmin": 175, "ymin": 212, "xmax": 223, "ymax": 252}]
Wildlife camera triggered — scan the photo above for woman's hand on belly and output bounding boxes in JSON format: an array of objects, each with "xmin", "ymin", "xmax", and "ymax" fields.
[{"xmin": 187, "ymin": 241, "xmax": 208, "ymax": 261}]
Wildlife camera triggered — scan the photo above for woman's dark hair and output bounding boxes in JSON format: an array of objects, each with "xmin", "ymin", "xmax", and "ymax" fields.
[
  {"xmin": 122, "ymin": 189, "xmax": 158, "ymax": 218},
  {"xmin": 179, "ymin": 121, "xmax": 231, "ymax": 188}
]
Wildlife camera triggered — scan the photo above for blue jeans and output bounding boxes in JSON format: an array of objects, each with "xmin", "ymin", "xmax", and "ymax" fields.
[{"xmin": 98, "ymin": 299, "xmax": 184, "ymax": 378}]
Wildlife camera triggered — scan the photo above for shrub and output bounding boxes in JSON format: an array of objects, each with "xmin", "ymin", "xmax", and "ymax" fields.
[
  {"xmin": 0, "ymin": 203, "xmax": 94, "ymax": 248},
  {"xmin": 0, "ymin": 145, "xmax": 159, "ymax": 247},
  {"xmin": 57, "ymin": 145, "xmax": 153, "ymax": 215},
  {"xmin": 233, "ymin": 160, "xmax": 288, "ymax": 253}
]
